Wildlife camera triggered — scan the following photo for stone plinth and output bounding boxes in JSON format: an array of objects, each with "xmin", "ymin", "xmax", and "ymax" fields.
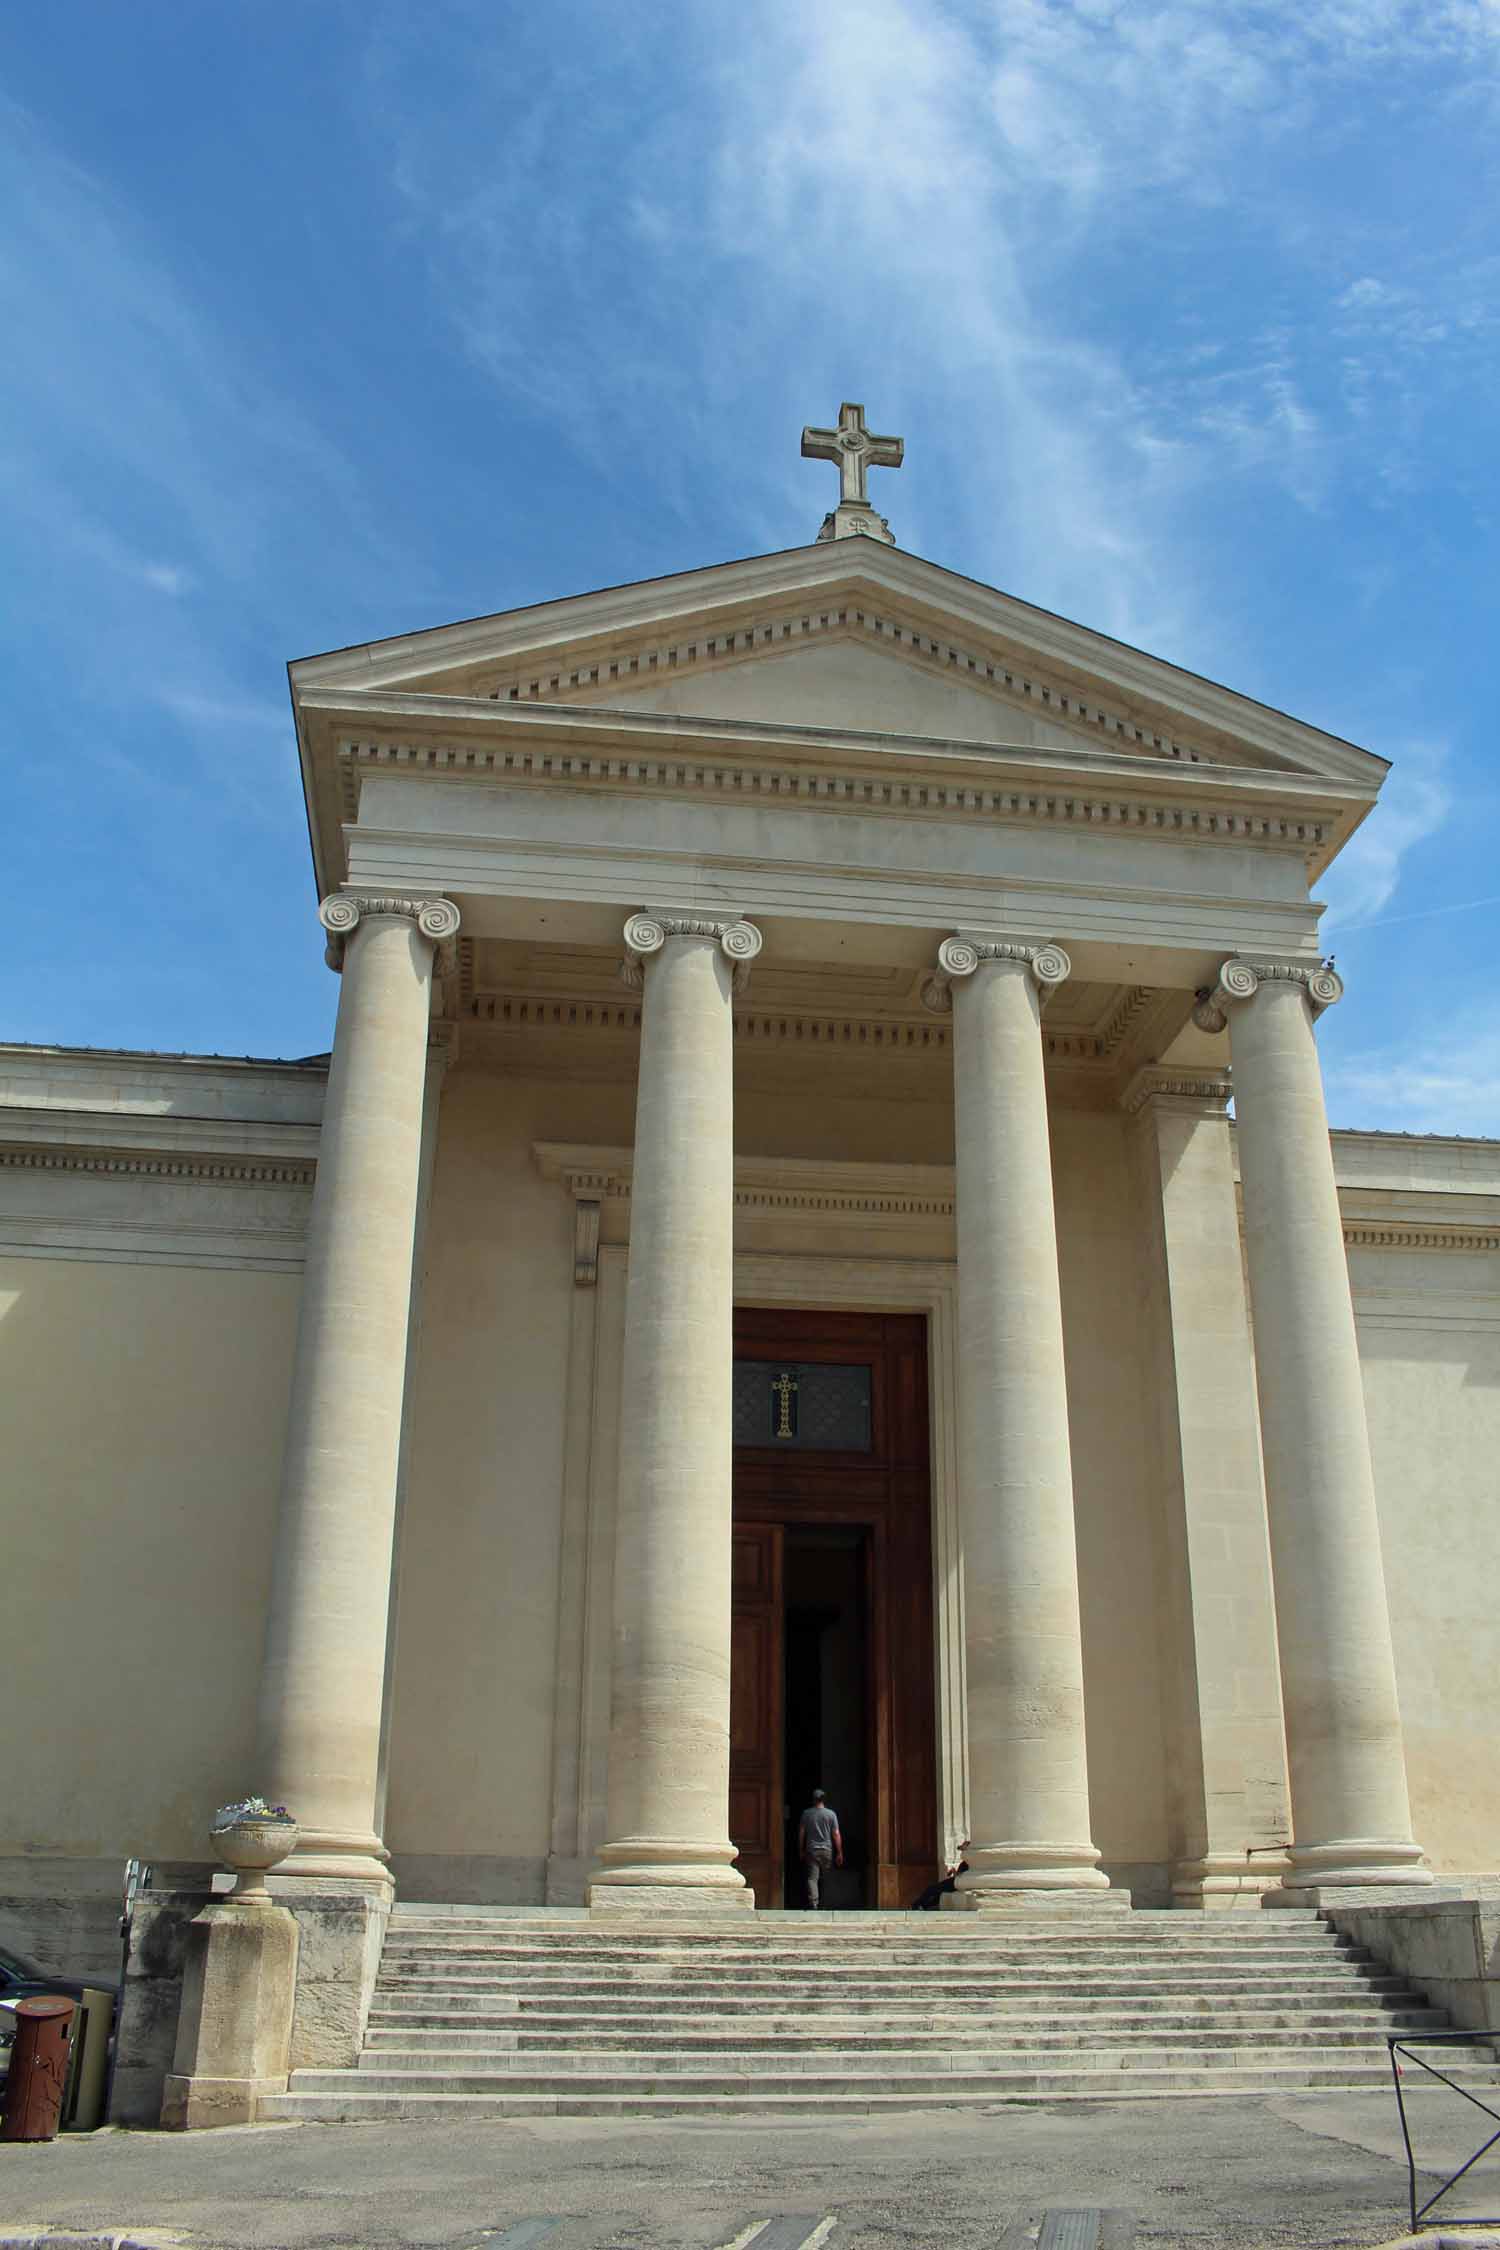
[{"xmin": 160, "ymin": 1896, "xmax": 299, "ymax": 2130}]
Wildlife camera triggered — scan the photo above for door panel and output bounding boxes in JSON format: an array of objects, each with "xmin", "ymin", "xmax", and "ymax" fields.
[{"xmin": 729, "ymin": 1522, "xmax": 783, "ymax": 1907}]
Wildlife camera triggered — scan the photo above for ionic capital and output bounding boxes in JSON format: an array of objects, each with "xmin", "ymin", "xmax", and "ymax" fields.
[
  {"xmin": 920, "ymin": 933, "xmax": 1071, "ymax": 1015},
  {"xmin": 1191, "ymin": 956, "xmax": 1343, "ymax": 1033},
  {"xmin": 619, "ymin": 908, "xmax": 763, "ymax": 994},
  {"xmin": 318, "ymin": 893, "xmax": 461, "ymax": 973}
]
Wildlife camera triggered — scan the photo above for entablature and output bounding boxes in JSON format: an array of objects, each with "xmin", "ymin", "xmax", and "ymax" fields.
[{"xmin": 295, "ymin": 688, "xmax": 1370, "ymax": 905}]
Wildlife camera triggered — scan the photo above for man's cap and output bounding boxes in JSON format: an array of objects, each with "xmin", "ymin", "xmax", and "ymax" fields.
[{"xmin": 812, "ymin": 1788, "xmax": 825, "ymax": 1801}]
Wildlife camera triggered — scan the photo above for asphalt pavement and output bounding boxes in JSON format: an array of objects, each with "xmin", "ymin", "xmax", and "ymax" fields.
[{"xmin": 1, "ymin": 2089, "xmax": 1498, "ymax": 2250}]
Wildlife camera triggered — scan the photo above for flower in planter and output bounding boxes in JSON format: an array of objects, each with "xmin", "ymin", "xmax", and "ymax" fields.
[{"xmin": 212, "ymin": 1796, "xmax": 293, "ymax": 1828}]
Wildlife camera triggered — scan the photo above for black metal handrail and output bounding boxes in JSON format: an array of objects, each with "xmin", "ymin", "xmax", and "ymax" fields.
[{"xmin": 1389, "ymin": 2029, "xmax": 1500, "ymax": 2233}]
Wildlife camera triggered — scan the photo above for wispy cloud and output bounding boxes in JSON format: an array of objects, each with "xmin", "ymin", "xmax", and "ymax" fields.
[
  {"xmin": 364, "ymin": 0, "xmax": 1500, "ymax": 665},
  {"xmin": 1326, "ymin": 1018, "xmax": 1500, "ymax": 1137},
  {"xmin": 1321, "ymin": 739, "xmax": 1454, "ymax": 931}
]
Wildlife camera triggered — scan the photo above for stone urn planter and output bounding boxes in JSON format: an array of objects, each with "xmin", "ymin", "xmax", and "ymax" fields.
[{"xmin": 209, "ymin": 1800, "xmax": 298, "ymax": 1901}]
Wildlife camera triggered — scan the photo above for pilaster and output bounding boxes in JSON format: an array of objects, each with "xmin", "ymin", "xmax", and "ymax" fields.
[{"xmin": 1124, "ymin": 1066, "xmax": 1290, "ymax": 1904}]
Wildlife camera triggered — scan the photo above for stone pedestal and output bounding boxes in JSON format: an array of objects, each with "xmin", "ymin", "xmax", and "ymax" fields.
[
  {"xmin": 160, "ymin": 1898, "xmax": 299, "ymax": 2130},
  {"xmin": 590, "ymin": 912, "xmax": 760, "ymax": 1915},
  {"xmin": 1207, "ymin": 960, "xmax": 1429, "ymax": 1899},
  {"xmin": 925, "ymin": 937, "xmax": 1111, "ymax": 1904}
]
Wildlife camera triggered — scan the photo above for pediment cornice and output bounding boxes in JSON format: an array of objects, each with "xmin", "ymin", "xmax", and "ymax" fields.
[
  {"xmin": 292, "ymin": 543, "xmax": 1382, "ymax": 781},
  {"xmin": 291, "ymin": 541, "xmax": 1388, "ymax": 902}
]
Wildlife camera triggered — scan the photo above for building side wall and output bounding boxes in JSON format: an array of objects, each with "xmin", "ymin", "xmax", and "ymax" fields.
[
  {"xmin": 0, "ymin": 1252, "xmax": 297, "ymax": 1974},
  {"xmin": 382, "ymin": 1065, "xmax": 635, "ymax": 1900},
  {"xmin": 1054, "ymin": 1110, "xmax": 1173, "ymax": 1900},
  {"xmin": 1351, "ymin": 1248, "xmax": 1500, "ymax": 1874}
]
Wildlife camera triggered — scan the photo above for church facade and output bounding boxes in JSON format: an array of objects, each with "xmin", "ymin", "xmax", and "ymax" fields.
[{"xmin": 5, "ymin": 416, "xmax": 1499, "ymax": 2005}]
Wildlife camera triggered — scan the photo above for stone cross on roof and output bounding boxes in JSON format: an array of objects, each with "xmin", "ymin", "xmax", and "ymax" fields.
[{"xmin": 801, "ymin": 401, "xmax": 904, "ymax": 546}]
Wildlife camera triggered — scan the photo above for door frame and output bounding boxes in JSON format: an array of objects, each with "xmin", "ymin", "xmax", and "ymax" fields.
[{"xmin": 545, "ymin": 1248, "xmax": 969, "ymax": 1901}]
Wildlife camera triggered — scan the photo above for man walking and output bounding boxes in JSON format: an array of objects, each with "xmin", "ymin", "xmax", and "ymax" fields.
[{"xmin": 797, "ymin": 1788, "xmax": 843, "ymax": 1908}]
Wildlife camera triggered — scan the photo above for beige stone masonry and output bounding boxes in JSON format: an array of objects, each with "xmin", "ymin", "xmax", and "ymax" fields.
[
  {"xmin": 925, "ymin": 936, "xmax": 1112, "ymax": 1903},
  {"xmin": 1202, "ymin": 960, "xmax": 1429, "ymax": 1896},
  {"xmin": 256, "ymin": 894, "xmax": 459, "ymax": 1886},
  {"xmin": 589, "ymin": 912, "xmax": 760, "ymax": 1913},
  {"xmin": 1127, "ymin": 1068, "xmax": 1290, "ymax": 1903},
  {"xmin": 159, "ymin": 1895, "xmax": 298, "ymax": 2130}
]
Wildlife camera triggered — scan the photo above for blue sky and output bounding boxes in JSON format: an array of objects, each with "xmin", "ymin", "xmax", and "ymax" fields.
[{"xmin": 4, "ymin": 1, "xmax": 1498, "ymax": 1130}]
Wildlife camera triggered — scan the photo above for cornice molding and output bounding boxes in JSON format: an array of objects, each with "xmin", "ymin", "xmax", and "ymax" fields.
[
  {"xmin": 1343, "ymin": 1222, "xmax": 1500, "ymax": 1254},
  {"xmin": 534, "ymin": 1143, "xmax": 956, "ymax": 1224},
  {"xmin": 0, "ymin": 1145, "xmax": 316, "ymax": 1188},
  {"xmin": 291, "ymin": 540, "xmax": 1383, "ymax": 789},
  {"xmin": 331, "ymin": 726, "xmax": 1337, "ymax": 865},
  {"xmin": 466, "ymin": 988, "xmax": 1170, "ymax": 1081},
  {"xmin": 1121, "ymin": 1066, "xmax": 1234, "ymax": 1117},
  {"xmin": 0, "ymin": 1108, "xmax": 322, "ymax": 1173}
]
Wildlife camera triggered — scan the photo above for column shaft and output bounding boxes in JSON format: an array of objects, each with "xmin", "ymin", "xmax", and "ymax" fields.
[
  {"xmin": 256, "ymin": 900, "xmax": 451, "ymax": 1885},
  {"xmin": 591, "ymin": 917, "xmax": 753, "ymax": 1910},
  {"xmin": 943, "ymin": 944, "xmax": 1108, "ymax": 1899},
  {"xmin": 1225, "ymin": 967, "xmax": 1427, "ymax": 1891}
]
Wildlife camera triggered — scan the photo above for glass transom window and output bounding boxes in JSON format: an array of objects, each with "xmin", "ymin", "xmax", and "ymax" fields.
[{"xmin": 733, "ymin": 1360, "xmax": 873, "ymax": 1451}]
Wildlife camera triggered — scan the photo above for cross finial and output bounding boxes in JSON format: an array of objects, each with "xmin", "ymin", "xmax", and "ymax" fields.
[{"xmin": 801, "ymin": 401, "xmax": 903, "ymax": 544}]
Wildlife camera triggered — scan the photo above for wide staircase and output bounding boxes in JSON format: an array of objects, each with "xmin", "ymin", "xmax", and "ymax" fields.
[{"xmin": 261, "ymin": 1903, "xmax": 1456, "ymax": 2121}]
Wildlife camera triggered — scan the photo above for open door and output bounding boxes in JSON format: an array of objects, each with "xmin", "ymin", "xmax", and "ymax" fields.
[{"xmin": 729, "ymin": 1521, "xmax": 783, "ymax": 1907}]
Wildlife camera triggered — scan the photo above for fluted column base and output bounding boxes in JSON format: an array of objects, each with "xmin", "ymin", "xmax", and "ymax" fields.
[
  {"xmin": 1262, "ymin": 1837, "xmax": 1434, "ymax": 1906},
  {"xmin": 589, "ymin": 1838, "xmax": 753, "ymax": 1917}
]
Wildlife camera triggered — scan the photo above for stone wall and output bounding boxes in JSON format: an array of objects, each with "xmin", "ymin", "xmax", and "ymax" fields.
[{"xmin": 1323, "ymin": 1891, "xmax": 1500, "ymax": 2037}]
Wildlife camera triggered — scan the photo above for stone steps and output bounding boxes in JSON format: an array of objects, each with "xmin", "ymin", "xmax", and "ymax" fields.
[
  {"xmin": 361, "ymin": 2020, "xmax": 1447, "ymax": 2057},
  {"xmin": 373, "ymin": 1962, "xmax": 1412, "ymax": 1998},
  {"xmin": 268, "ymin": 1905, "xmax": 1481, "ymax": 2121},
  {"xmin": 261, "ymin": 2060, "xmax": 1421, "ymax": 2119}
]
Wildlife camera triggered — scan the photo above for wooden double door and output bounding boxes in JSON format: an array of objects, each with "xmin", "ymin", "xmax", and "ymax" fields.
[{"xmin": 728, "ymin": 1309, "xmax": 939, "ymax": 1909}]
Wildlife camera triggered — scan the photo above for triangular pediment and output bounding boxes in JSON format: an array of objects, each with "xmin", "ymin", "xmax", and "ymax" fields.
[
  {"xmin": 591, "ymin": 633, "xmax": 1095, "ymax": 753},
  {"xmin": 291, "ymin": 539, "xmax": 1386, "ymax": 792}
]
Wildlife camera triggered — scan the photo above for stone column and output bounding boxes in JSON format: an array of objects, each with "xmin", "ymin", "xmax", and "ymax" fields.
[
  {"xmin": 256, "ymin": 892, "xmax": 460, "ymax": 1887},
  {"xmin": 590, "ymin": 909, "xmax": 761, "ymax": 1914},
  {"xmin": 1200, "ymin": 959, "xmax": 1428, "ymax": 1894},
  {"xmin": 923, "ymin": 936, "xmax": 1111, "ymax": 1902}
]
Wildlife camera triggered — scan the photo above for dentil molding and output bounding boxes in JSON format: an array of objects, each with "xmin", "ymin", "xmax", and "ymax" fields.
[
  {"xmin": 534, "ymin": 1145, "xmax": 956, "ymax": 1284},
  {"xmin": 336, "ymin": 732, "xmax": 1332, "ymax": 866},
  {"xmin": 480, "ymin": 598, "xmax": 1215, "ymax": 765}
]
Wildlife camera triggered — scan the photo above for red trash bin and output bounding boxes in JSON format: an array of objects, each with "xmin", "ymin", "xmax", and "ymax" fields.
[{"xmin": 1, "ymin": 1996, "xmax": 77, "ymax": 2141}]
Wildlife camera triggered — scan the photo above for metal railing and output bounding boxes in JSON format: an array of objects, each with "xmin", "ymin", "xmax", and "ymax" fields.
[{"xmin": 1389, "ymin": 2030, "xmax": 1500, "ymax": 2233}]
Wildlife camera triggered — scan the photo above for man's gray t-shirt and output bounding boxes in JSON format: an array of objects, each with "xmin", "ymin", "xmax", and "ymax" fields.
[{"xmin": 800, "ymin": 1804, "xmax": 839, "ymax": 1853}]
